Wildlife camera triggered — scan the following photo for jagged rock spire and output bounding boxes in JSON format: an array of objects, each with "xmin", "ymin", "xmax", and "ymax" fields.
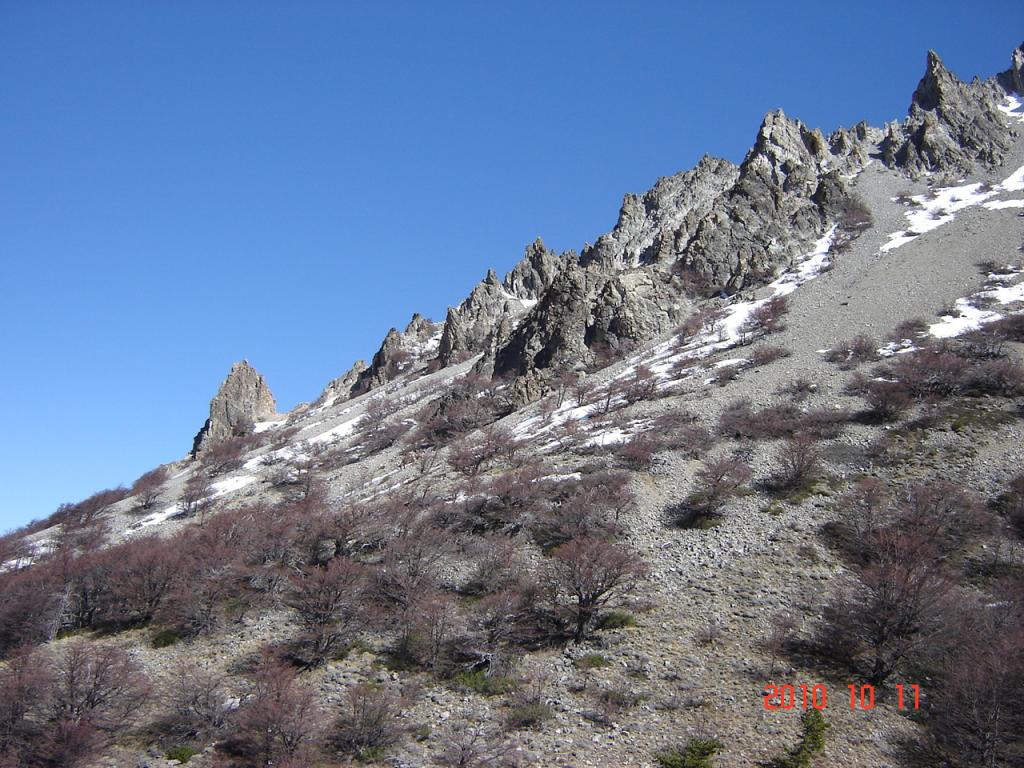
[
  {"xmin": 191, "ymin": 360, "xmax": 276, "ymax": 456},
  {"xmin": 997, "ymin": 42, "xmax": 1024, "ymax": 94}
]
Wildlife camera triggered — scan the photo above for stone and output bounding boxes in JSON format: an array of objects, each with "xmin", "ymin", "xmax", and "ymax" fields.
[{"xmin": 191, "ymin": 360, "xmax": 276, "ymax": 456}]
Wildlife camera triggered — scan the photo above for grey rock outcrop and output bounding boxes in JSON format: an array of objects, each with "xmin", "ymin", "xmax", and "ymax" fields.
[
  {"xmin": 437, "ymin": 241, "xmax": 563, "ymax": 367},
  {"xmin": 676, "ymin": 110, "xmax": 853, "ymax": 293},
  {"xmin": 579, "ymin": 155, "xmax": 739, "ymax": 270},
  {"xmin": 997, "ymin": 42, "xmax": 1024, "ymax": 95},
  {"xmin": 315, "ymin": 360, "xmax": 367, "ymax": 406},
  {"xmin": 503, "ymin": 238, "xmax": 563, "ymax": 300},
  {"xmin": 492, "ymin": 260, "xmax": 591, "ymax": 376},
  {"xmin": 882, "ymin": 50, "xmax": 1015, "ymax": 177},
  {"xmin": 488, "ymin": 109, "xmax": 870, "ymax": 385},
  {"xmin": 191, "ymin": 361, "xmax": 276, "ymax": 456},
  {"xmin": 352, "ymin": 314, "xmax": 441, "ymax": 395}
]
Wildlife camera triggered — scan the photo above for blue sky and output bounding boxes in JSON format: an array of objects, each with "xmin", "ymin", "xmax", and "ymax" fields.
[{"xmin": 1, "ymin": 2, "xmax": 1021, "ymax": 531}]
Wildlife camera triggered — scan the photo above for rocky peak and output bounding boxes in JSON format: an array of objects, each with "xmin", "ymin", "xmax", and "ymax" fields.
[
  {"xmin": 884, "ymin": 48, "xmax": 1014, "ymax": 177},
  {"xmin": 579, "ymin": 155, "xmax": 739, "ymax": 270},
  {"xmin": 912, "ymin": 50, "xmax": 957, "ymax": 112},
  {"xmin": 997, "ymin": 42, "xmax": 1024, "ymax": 95},
  {"xmin": 191, "ymin": 360, "xmax": 276, "ymax": 456},
  {"xmin": 740, "ymin": 110, "xmax": 829, "ymax": 194},
  {"xmin": 491, "ymin": 259, "xmax": 591, "ymax": 378},
  {"xmin": 503, "ymin": 238, "xmax": 563, "ymax": 300},
  {"xmin": 315, "ymin": 359, "xmax": 367, "ymax": 407},
  {"xmin": 351, "ymin": 315, "xmax": 441, "ymax": 396},
  {"xmin": 437, "ymin": 242, "xmax": 562, "ymax": 367}
]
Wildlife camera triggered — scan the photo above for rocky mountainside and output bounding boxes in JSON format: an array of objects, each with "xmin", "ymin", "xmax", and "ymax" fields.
[
  {"xmin": 299, "ymin": 48, "xmax": 1022, "ymax": 414},
  {"xmin": 190, "ymin": 360, "xmax": 277, "ymax": 456},
  {"xmin": 3, "ymin": 44, "xmax": 1024, "ymax": 768}
]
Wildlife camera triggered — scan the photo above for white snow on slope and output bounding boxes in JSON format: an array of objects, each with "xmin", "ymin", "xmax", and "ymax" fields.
[
  {"xmin": 136, "ymin": 503, "xmax": 183, "ymax": 530},
  {"xmin": 983, "ymin": 199, "xmax": 1024, "ymax": 210},
  {"xmin": 253, "ymin": 419, "xmax": 286, "ymax": 433},
  {"xmin": 929, "ymin": 271, "xmax": 1024, "ymax": 338},
  {"xmin": 211, "ymin": 475, "xmax": 256, "ymax": 496},
  {"xmin": 881, "ymin": 161, "xmax": 1024, "ymax": 252},
  {"xmin": 308, "ymin": 414, "xmax": 362, "ymax": 444},
  {"xmin": 930, "ymin": 298, "xmax": 1004, "ymax": 338},
  {"xmin": 998, "ymin": 95, "xmax": 1024, "ymax": 125}
]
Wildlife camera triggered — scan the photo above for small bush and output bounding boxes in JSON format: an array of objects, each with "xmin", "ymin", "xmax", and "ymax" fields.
[
  {"xmin": 573, "ymin": 654, "xmax": 611, "ymax": 671},
  {"xmin": 616, "ymin": 434, "xmax": 662, "ymax": 470},
  {"xmin": 887, "ymin": 317, "xmax": 929, "ymax": 342},
  {"xmin": 861, "ymin": 379, "xmax": 912, "ymax": 422},
  {"xmin": 596, "ymin": 611, "xmax": 636, "ymax": 630},
  {"xmin": 749, "ymin": 345, "xmax": 791, "ymax": 367},
  {"xmin": 825, "ymin": 334, "xmax": 877, "ymax": 368},
  {"xmin": 740, "ymin": 296, "xmax": 789, "ymax": 341},
  {"xmin": 152, "ymin": 629, "xmax": 180, "ymax": 649},
  {"xmin": 450, "ymin": 669, "xmax": 515, "ymax": 697},
  {"xmin": 780, "ymin": 378, "xmax": 817, "ymax": 402},
  {"xmin": 763, "ymin": 710, "xmax": 829, "ymax": 768},
  {"xmin": 165, "ymin": 745, "xmax": 199, "ymax": 762},
  {"xmin": 770, "ymin": 434, "xmax": 821, "ymax": 497},
  {"xmin": 680, "ymin": 455, "xmax": 752, "ymax": 517},
  {"xmin": 504, "ymin": 701, "xmax": 552, "ymax": 731},
  {"xmin": 333, "ymin": 683, "xmax": 403, "ymax": 760},
  {"xmin": 654, "ymin": 738, "xmax": 724, "ymax": 768}
]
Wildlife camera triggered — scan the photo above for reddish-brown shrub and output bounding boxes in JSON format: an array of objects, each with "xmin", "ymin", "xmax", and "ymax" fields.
[
  {"xmin": 688, "ymin": 455, "xmax": 752, "ymax": 513},
  {"xmin": 0, "ymin": 565, "xmax": 63, "ymax": 656},
  {"xmin": 615, "ymin": 434, "xmax": 661, "ymax": 470},
  {"xmin": 103, "ymin": 536, "xmax": 182, "ymax": 626},
  {"xmin": 333, "ymin": 683, "xmax": 405, "ymax": 758},
  {"xmin": 162, "ymin": 663, "xmax": 231, "ymax": 741},
  {"xmin": 285, "ymin": 558, "xmax": 366, "ymax": 666},
  {"xmin": 624, "ymin": 365, "xmax": 658, "ymax": 403},
  {"xmin": 130, "ymin": 467, "xmax": 168, "ymax": 511},
  {"xmin": 861, "ymin": 379, "xmax": 913, "ymax": 421},
  {"xmin": 0, "ymin": 648, "xmax": 52, "ymax": 762},
  {"xmin": 825, "ymin": 334, "xmax": 878, "ymax": 368},
  {"xmin": 740, "ymin": 295, "xmax": 788, "ymax": 341},
  {"xmin": 528, "ymin": 474, "xmax": 630, "ymax": 550},
  {"xmin": 749, "ymin": 345, "xmax": 791, "ymax": 367},
  {"xmin": 201, "ymin": 436, "xmax": 250, "ymax": 476},
  {"xmin": 770, "ymin": 433, "xmax": 821, "ymax": 494},
  {"xmin": 181, "ymin": 473, "xmax": 214, "ymax": 519},
  {"xmin": 548, "ymin": 537, "xmax": 646, "ymax": 643},
  {"xmin": 223, "ymin": 657, "xmax": 322, "ymax": 766},
  {"xmin": 820, "ymin": 528, "xmax": 949, "ymax": 684},
  {"xmin": 928, "ymin": 603, "xmax": 1024, "ymax": 767},
  {"xmin": 887, "ymin": 317, "xmax": 929, "ymax": 342},
  {"xmin": 780, "ymin": 377, "xmax": 817, "ymax": 402}
]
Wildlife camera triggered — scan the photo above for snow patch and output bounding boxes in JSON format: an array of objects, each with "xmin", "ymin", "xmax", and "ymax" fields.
[
  {"xmin": 998, "ymin": 95, "xmax": 1024, "ymax": 125},
  {"xmin": 982, "ymin": 198, "xmax": 1024, "ymax": 210},
  {"xmin": 308, "ymin": 414, "xmax": 362, "ymax": 444},
  {"xmin": 881, "ymin": 162, "xmax": 1024, "ymax": 252},
  {"xmin": 253, "ymin": 419, "xmax": 286, "ymax": 433},
  {"xmin": 210, "ymin": 475, "xmax": 256, "ymax": 496},
  {"xmin": 135, "ymin": 503, "xmax": 183, "ymax": 530}
]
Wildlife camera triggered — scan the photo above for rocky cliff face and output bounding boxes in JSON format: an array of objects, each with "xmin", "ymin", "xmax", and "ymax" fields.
[
  {"xmin": 351, "ymin": 314, "xmax": 441, "ymax": 396},
  {"xmin": 315, "ymin": 360, "xmax": 367, "ymax": 407},
  {"xmin": 436, "ymin": 240, "xmax": 564, "ymax": 367},
  {"xmin": 579, "ymin": 155, "xmax": 739, "ymax": 271},
  {"xmin": 882, "ymin": 50, "xmax": 1017, "ymax": 177},
  {"xmin": 191, "ymin": 361, "xmax": 276, "ymax": 455},
  {"xmin": 486, "ymin": 109, "xmax": 871, "ymax": 385},
  {"xmin": 320, "ymin": 44, "xmax": 1024, "ymax": 408},
  {"xmin": 998, "ymin": 42, "xmax": 1024, "ymax": 95}
]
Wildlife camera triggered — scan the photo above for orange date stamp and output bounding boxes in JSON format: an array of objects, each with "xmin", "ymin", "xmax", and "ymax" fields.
[{"xmin": 762, "ymin": 683, "xmax": 921, "ymax": 711}]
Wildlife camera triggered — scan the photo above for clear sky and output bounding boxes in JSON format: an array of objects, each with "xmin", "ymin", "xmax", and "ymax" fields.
[{"xmin": 1, "ymin": 1, "xmax": 1021, "ymax": 531}]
